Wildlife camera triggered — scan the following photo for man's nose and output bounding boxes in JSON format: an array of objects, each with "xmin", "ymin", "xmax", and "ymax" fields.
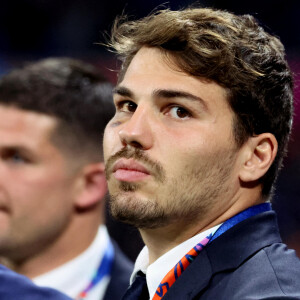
[{"xmin": 118, "ymin": 105, "xmax": 154, "ymax": 150}]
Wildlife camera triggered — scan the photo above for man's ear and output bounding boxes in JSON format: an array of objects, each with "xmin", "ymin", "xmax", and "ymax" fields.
[
  {"xmin": 239, "ymin": 133, "xmax": 278, "ymax": 183},
  {"xmin": 74, "ymin": 162, "xmax": 107, "ymax": 209}
]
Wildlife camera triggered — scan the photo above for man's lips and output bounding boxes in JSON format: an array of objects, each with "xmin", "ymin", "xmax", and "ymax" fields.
[{"xmin": 112, "ymin": 158, "xmax": 150, "ymax": 182}]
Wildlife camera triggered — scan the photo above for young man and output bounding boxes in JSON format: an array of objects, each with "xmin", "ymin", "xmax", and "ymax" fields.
[
  {"xmin": 0, "ymin": 58, "xmax": 133, "ymax": 300},
  {"xmin": 103, "ymin": 7, "xmax": 300, "ymax": 300}
]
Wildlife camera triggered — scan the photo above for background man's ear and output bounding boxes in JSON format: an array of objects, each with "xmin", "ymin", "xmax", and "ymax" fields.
[
  {"xmin": 239, "ymin": 133, "xmax": 278, "ymax": 183},
  {"xmin": 74, "ymin": 162, "xmax": 107, "ymax": 209}
]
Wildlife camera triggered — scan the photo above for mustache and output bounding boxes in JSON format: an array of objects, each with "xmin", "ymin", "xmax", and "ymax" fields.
[{"xmin": 105, "ymin": 147, "xmax": 166, "ymax": 183}]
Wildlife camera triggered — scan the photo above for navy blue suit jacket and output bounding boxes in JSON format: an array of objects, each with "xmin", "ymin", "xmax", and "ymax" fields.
[
  {"xmin": 104, "ymin": 242, "xmax": 133, "ymax": 300},
  {"xmin": 161, "ymin": 211, "xmax": 300, "ymax": 299},
  {"xmin": 0, "ymin": 264, "xmax": 71, "ymax": 300}
]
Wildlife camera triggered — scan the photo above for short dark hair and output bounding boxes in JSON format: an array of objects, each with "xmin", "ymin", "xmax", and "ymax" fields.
[
  {"xmin": 108, "ymin": 7, "xmax": 294, "ymax": 197},
  {"xmin": 0, "ymin": 57, "xmax": 115, "ymax": 163}
]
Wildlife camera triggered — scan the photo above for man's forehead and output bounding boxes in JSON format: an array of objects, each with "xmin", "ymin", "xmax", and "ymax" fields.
[
  {"xmin": 122, "ymin": 47, "xmax": 178, "ymax": 79},
  {"xmin": 0, "ymin": 105, "xmax": 57, "ymax": 127},
  {"xmin": 0, "ymin": 105, "xmax": 58, "ymax": 144},
  {"xmin": 120, "ymin": 47, "xmax": 227, "ymax": 96}
]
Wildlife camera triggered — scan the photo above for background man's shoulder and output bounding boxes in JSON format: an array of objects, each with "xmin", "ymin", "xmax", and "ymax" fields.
[{"xmin": 0, "ymin": 264, "xmax": 71, "ymax": 300}]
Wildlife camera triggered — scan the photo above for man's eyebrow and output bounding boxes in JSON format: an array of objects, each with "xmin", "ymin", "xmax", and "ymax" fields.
[
  {"xmin": 0, "ymin": 145, "xmax": 34, "ymax": 157},
  {"xmin": 153, "ymin": 89, "xmax": 207, "ymax": 107},
  {"xmin": 113, "ymin": 87, "xmax": 207, "ymax": 108},
  {"xmin": 113, "ymin": 86, "xmax": 133, "ymax": 98}
]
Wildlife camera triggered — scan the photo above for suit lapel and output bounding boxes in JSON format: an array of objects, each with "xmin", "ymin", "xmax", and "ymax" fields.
[
  {"xmin": 207, "ymin": 211, "xmax": 281, "ymax": 274},
  {"xmin": 160, "ymin": 211, "xmax": 281, "ymax": 300},
  {"xmin": 103, "ymin": 242, "xmax": 133, "ymax": 300},
  {"xmin": 162, "ymin": 249, "xmax": 212, "ymax": 300}
]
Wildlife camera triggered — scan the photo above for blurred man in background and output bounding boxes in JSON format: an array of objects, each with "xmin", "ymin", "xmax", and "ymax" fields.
[{"xmin": 0, "ymin": 58, "xmax": 132, "ymax": 300}]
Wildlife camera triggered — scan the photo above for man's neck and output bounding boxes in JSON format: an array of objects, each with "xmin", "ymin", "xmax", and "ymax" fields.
[
  {"xmin": 140, "ymin": 193, "xmax": 264, "ymax": 264},
  {"xmin": 7, "ymin": 216, "xmax": 102, "ymax": 278},
  {"xmin": 140, "ymin": 217, "xmax": 219, "ymax": 264}
]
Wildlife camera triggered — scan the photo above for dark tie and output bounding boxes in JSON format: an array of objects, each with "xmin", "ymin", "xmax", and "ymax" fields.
[{"xmin": 122, "ymin": 271, "xmax": 149, "ymax": 300}]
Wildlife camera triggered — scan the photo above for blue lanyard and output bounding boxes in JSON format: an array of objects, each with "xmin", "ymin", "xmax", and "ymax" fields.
[
  {"xmin": 210, "ymin": 202, "xmax": 272, "ymax": 242},
  {"xmin": 76, "ymin": 239, "xmax": 114, "ymax": 299}
]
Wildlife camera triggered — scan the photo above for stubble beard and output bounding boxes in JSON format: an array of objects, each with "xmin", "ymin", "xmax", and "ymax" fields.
[
  {"xmin": 106, "ymin": 147, "xmax": 168, "ymax": 229},
  {"xmin": 106, "ymin": 147, "xmax": 236, "ymax": 230}
]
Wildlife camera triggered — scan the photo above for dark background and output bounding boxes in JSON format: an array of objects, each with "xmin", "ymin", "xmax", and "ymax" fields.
[{"xmin": 0, "ymin": 0, "xmax": 299, "ymax": 261}]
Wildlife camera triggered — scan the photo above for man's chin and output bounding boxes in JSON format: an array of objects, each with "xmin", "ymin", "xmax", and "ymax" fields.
[
  {"xmin": 109, "ymin": 195, "xmax": 169, "ymax": 229},
  {"xmin": 108, "ymin": 179, "xmax": 141, "ymax": 194},
  {"xmin": 118, "ymin": 181, "xmax": 140, "ymax": 192},
  {"xmin": 111, "ymin": 213, "xmax": 170, "ymax": 229}
]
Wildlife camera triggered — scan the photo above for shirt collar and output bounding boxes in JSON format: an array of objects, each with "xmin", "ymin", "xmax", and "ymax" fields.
[
  {"xmin": 33, "ymin": 225, "xmax": 110, "ymax": 299},
  {"xmin": 131, "ymin": 224, "xmax": 222, "ymax": 300}
]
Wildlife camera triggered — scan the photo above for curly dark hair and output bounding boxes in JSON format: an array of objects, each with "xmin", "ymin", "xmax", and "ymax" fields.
[{"xmin": 108, "ymin": 7, "xmax": 293, "ymax": 197}]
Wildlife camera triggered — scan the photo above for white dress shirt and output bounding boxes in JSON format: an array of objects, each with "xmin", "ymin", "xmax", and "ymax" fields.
[
  {"xmin": 130, "ymin": 224, "xmax": 222, "ymax": 300},
  {"xmin": 33, "ymin": 225, "xmax": 111, "ymax": 300}
]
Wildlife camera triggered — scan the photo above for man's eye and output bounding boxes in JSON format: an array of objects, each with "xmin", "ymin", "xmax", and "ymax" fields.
[
  {"xmin": 10, "ymin": 153, "xmax": 26, "ymax": 163},
  {"xmin": 2, "ymin": 150, "xmax": 28, "ymax": 164},
  {"xmin": 169, "ymin": 106, "xmax": 191, "ymax": 119},
  {"xmin": 117, "ymin": 101, "xmax": 137, "ymax": 113}
]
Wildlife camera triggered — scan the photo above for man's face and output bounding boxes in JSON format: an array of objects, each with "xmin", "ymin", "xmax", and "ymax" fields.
[
  {"xmin": 0, "ymin": 105, "xmax": 77, "ymax": 261},
  {"xmin": 104, "ymin": 47, "xmax": 241, "ymax": 229}
]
